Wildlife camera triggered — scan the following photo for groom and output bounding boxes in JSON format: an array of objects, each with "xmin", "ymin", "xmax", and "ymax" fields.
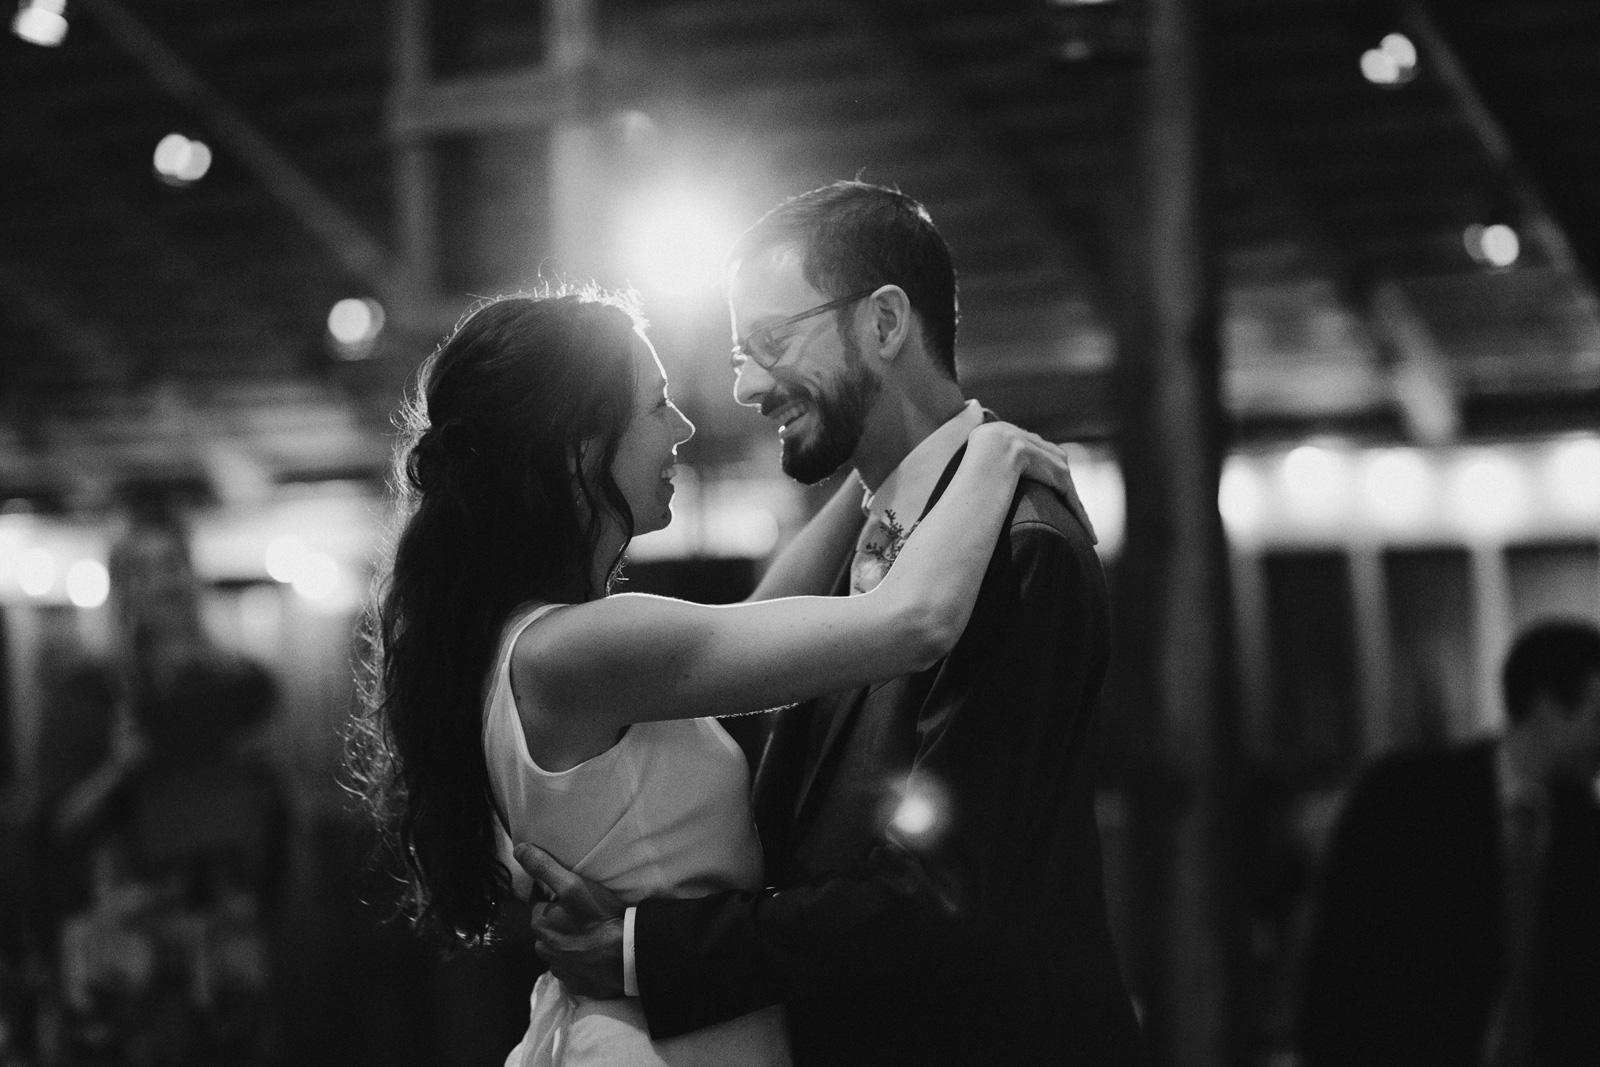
[{"xmin": 521, "ymin": 181, "xmax": 1145, "ymax": 1065}]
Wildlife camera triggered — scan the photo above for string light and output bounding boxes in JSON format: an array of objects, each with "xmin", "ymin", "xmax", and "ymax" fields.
[
  {"xmin": 1464, "ymin": 223, "xmax": 1520, "ymax": 268},
  {"xmin": 153, "ymin": 133, "xmax": 213, "ymax": 187},
  {"xmin": 1218, "ymin": 460, "xmax": 1266, "ymax": 537},
  {"xmin": 65, "ymin": 558, "xmax": 109, "ymax": 608},
  {"xmin": 327, "ymin": 297, "xmax": 386, "ymax": 358},
  {"xmin": 12, "ymin": 0, "xmax": 67, "ymax": 46},
  {"xmin": 1361, "ymin": 31, "xmax": 1417, "ymax": 86},
  {"xmin": 17, "ymin": 547, "xmax": 55, "ymax": 597},
  {"xmin": 1360, "ymin": 448, "xmax": 1434, "ymax": 529}
]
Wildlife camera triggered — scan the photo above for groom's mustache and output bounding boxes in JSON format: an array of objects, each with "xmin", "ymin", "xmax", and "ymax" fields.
[{"xmin": 759, "ymin": 385, "xmax": 811, "ymax": 420}]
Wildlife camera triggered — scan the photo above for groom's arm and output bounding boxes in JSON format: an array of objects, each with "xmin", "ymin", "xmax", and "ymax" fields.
[{"xmin": 634, "ymin": 500, "xmax": 1107, "ymax": 1037}]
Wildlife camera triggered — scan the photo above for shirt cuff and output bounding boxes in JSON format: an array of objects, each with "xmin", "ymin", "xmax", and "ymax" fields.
[{"xmin": 622, "ymin": 906, "xmax": 639, "ymax": 997}]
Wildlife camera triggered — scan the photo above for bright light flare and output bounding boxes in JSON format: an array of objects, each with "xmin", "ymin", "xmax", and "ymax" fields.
[
  {"xmin": 1447, "ymin": 451, "xmax": 1528, "ymax": 536},
  {"xmin": 66, "ymin": 558, "xmax": 110, "ymax": 608},
  {"xmin": 889, "ymin": 777, "xmax": 948, "ymax": 842},
  {"xmin": 1546, "ymin": 437, "xmax": 1600, "ymax": 519},
  {"xmin": 12, "ymin": 0, "xmax": 67, "ymax": 46},
  {"xmin": 1360, "ymin": 448, "xmax": 1435, "ymax": 529},
  {"xmin": 153, "ymin": 133, "xmax": 213, "ymax": 186},
  {"xmin": 17, "ymin": 547, "xmax": 55, "ymax": 596},
  {"xmin": 615, "ymin": 187, "xmax": 739, "ymax": 300}
]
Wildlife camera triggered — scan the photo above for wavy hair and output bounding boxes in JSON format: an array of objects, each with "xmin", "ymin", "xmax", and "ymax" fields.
[{"xmin": 347, "ymin": 286, "xmax": 645, "ymax": 948}]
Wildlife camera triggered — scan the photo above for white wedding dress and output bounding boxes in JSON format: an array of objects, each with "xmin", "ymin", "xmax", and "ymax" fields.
[{"xmin": 483, "ymin": 603, "xmax": 791, "ymax": 1067}]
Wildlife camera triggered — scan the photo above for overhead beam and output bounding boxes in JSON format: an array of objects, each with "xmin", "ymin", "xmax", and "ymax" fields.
[
  {"xmin": 1401, "ymin": 2, "xmax": 1596, "ymax": 297},
  {"xmin": 1215, "ymin": 102, "xmax": 1461, "ymax": 443},
  {"xmin": 0, "ymin": 262, "xmax": 134, "ymax": 381},
  {"xmin": 77, "ymin": 0, "xmax": 401, "ymax": 297},
  {"xmin": 386, "ymin": 64, "xmax": 595, "ymax": 138},
  {"xmin": 3, "ymin": 107, "xmax": 297, "ymax": 373}
]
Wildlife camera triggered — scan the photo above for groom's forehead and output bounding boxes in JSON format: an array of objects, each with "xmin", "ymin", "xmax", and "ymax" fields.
[{"xmin": 729, "ymin": 247, "xmax": 821, "ymax": 324}]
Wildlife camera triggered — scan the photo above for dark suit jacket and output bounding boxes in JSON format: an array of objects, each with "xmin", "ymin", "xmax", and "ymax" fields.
[
  {"xmin": 634, "ymin": 458, "xmax": 1145, "ymax": 1067},
  {"xmin": 1296, "ymin": 740, "xmax": 1600, "ymax": 1067}
]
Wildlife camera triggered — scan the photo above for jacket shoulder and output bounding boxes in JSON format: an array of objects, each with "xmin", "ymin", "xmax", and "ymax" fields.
[{"xmin": 1009, "ymin": 480, "xmax": 1098, "ymax": 557}]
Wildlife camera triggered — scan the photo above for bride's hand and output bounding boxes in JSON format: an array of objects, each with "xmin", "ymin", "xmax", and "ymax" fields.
[{"xmin": 967, "ymin": 422, "xmax": 1097, "ymax": 542}]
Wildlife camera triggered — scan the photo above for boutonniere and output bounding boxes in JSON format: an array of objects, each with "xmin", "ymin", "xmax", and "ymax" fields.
[{"xmin": 853, "ymin": 509, "xmax": 918, "ymax": 594}]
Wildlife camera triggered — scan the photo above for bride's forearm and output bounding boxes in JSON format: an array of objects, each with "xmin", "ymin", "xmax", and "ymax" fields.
[
  {"xmin": 872, "ymin": 433, "xmax": 1023, "ymax": 649},
  {"xmin": 745, "ymin": 472, "xmax": 866, "ymax": 601}
]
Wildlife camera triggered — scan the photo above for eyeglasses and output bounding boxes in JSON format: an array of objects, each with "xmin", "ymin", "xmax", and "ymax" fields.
[{"xmin": 730, "ymin": 289, "xmax": 877, "ymax": 370}]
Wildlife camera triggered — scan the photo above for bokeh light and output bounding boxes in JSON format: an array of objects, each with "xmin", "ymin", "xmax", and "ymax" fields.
[
  {"xmin": 1464, "ymin": 223, "xmax": 1520, "ymax": 268},
  {"xmin": 1218, "ymin": 460, "xmax": 1267, "ymax": 538},
  {"xmin": 1379, "ymin": 33, "xmax": 1417, "ymax": 70},
  {"xmin": 264, "ymin": 533, "xmax": 308, "ymax": 583},
  {"xmin": 892, "ymin": 793, "xmax": 936, "ymax": 836},
  {"xmin": 1281, "ymin": 444, "xmax": 1353, "ymax": 523},
  {"xmin": 66, "ymin": 558, "xmax": 110, "ymax": 608},
  {"xmin": 17, "ymin": 547, "xmax": 55, "ymax": 597},
  {"xmin": 327, "ymin": 297, "xmax": 386, "ymax": 357},
  {"xmin": 291, "ymin": 550, "xmax": 340, "ymax": 602},
  {"xmin": 1447, "ymin": 451, "xmax": 1528, "ymax": 536},
  {"xmin": 12, "ymin": 0, "xmax": 67, "ymax": 46},
  {"xmin": 889, "ymin": 776, "xmax": 948, "ymax": 842},
  {"xmin": 1546, "ymin": 437, "xmax": 1600, "ymax": 519},
  {"xmin": 153, "ymin": 133, "xmax": 214, "ymax": 186},
  {"xmin": 1360, "ymin": 448, "xmax": 1435, "ymax": 529},
  {"xmin": 1361, "ymin": 31, "xmax": 1416, "ymax": 86}
]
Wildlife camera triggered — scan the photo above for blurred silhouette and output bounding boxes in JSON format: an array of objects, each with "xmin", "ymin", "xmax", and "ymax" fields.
[
  {"xmin": 1296, "ymin": 619, "xmax": 1600, "ymax": 1067},
  {"xmin": 27, "ymin": 505, "xmax": 288, "ymax": 1067}
]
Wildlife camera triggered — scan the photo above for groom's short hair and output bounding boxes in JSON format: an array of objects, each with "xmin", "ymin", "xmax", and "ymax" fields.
[{"xmin": 728, "ymin": 180, "xmax": 960, "ymax": 381}]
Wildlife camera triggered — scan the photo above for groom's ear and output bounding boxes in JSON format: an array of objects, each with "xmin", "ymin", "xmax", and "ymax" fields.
[{"xmin": 866, "ymin": 285, "xmax": 912, "ymax": 364}]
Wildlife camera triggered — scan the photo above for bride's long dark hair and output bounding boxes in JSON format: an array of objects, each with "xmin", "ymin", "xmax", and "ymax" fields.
[{"xmin": 347, "ymin": 287, "xmax": 643, "ymax": 947}]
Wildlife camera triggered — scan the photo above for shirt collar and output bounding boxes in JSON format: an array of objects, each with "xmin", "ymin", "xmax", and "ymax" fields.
[{"xmin": 861, "ymin": 399, "xmax": 985, "ymax": 523}]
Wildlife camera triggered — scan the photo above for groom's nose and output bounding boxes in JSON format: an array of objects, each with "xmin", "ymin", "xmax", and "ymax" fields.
[{"xmin": 732, "ymin": 356, "xmax": 774, "ymax": 410}]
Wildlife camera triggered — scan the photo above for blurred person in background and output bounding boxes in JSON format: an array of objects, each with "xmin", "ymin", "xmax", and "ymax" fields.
[
  {"xmin": 1296, "ymin": 618, "xmax": 1600, "ymax": 1067},
  {"xmin": 346, "ymin": 284, "xmax": 1081, "ymax": 1067},
  {"xmin": 518, "ymin": 182, "xmax": 1143, "ymax": 1067},
  {"xmin": 28, "ymin": 504, "xmax": 288, "ymax": 1067}
]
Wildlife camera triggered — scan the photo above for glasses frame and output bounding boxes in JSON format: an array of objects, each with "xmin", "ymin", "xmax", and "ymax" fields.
[{"xmin": 730, "ymin": 288, "xmax": 878, "ymax": 370}]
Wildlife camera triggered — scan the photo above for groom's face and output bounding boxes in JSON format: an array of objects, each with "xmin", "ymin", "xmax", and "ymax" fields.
[{"xmin": 728, "ymin": 245, "xmax": 881, "ymax": 485}]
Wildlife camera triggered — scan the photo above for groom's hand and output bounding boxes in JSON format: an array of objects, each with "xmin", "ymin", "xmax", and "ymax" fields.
[{"xmin": 514, "ymin": 844, "xmax": 627, "ymax": 999}]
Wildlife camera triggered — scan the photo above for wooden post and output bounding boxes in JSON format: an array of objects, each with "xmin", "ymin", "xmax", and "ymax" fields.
[{"xmin": 1104, "ymin": 0, "xmax": 1247, "ymax": 1063}]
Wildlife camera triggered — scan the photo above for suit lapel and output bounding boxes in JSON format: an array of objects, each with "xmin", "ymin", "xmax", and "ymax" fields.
[{"xmin": 788, "ymin": 448, "xmax": 971, "ymax": 840}]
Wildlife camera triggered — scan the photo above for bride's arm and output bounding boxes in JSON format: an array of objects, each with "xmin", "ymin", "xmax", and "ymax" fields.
[
  {"xmin": 514, "ymin": 422, "xmax": 1074, "ymax": 733},
  {"xmin": 743, "ymin": 472, "xmax": 865, "ymax": 602}
]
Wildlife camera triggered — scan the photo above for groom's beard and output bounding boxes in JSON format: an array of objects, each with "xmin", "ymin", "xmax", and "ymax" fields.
[{"xmin": 769, "ymin": 332, "xmax": 881, "ymax": 485}]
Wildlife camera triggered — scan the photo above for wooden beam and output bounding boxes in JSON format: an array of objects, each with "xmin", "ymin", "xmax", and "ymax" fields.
[
  {"xmin": 77, "ymin": 0, "xmax": 400, "ymax": 296},
  {"xmin": 1107, "ymin": 0, "xmax": 1247, "ymax": 1063},
  {"xmin": 386, "ymin": 64, "xmax": 594, "ymax": 138}
]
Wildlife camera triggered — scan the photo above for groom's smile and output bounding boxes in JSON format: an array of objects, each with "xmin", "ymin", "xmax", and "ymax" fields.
[{"xmin": 729, "ymin": 246, "xmax": 880, "ymax": 484}]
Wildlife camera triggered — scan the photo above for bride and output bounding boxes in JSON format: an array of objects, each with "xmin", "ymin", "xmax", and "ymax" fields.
[{"xmin": 347, "ymin": 286, "xmax": 1081, "ymax": 1066}]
